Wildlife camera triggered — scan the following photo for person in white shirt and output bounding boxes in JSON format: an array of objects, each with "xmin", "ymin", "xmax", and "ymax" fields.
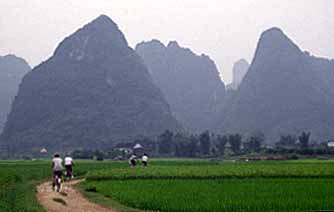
[
  {"xmin": 129, "ymin": 154, "xmax": 137, "ymax": 168},
  {"xmin": 64, "ymin": 154, "xmax": 74, "ymax": 179},
  {"xmin": 142, "ymin": 153, "xmax": 149, "ymax": 167},
  {"xmin": 52, "ymin": 153, "xmax": 63, "ymax": 190}
]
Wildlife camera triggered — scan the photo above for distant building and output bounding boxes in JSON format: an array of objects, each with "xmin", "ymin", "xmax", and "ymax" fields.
[
  {"xmin": 112, "ymin": 143, "xmax": 133, "ymax": 154},
  {"xmin": 133, "ymin": 143, "xmax": 143, "ymax": 149},
  {"xmin": 327, "ymin": 140, "xmax": 334, "ymax": 148},
  {"xmin": 40, "ymin": 148, "xmax": 48, "ymax": 154},
  {"xmin": 133, "ymin": 143, "xmax": 144, "ymax": 155},
  {"xmin": 112, "ymin": 143, "xmax": 145, "ymax": 157}
]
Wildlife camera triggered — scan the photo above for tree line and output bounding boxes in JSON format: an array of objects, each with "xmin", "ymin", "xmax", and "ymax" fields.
[
  {"xmin": 70, "ymin": 130, "xmax": 334, "ymax": 160},
  {"xmin": 145, "ymin": 130, "xmax": 333, "ymax": 158}
]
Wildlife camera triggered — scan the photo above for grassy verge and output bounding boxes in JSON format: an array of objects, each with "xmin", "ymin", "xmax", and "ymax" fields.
[
  {"xmin": 77, "ymin": 183, "xmax": 150, "ymax": 212},
  {"xmin": 0, "ymin": 161, "xmax": 50, "ymax": 211}
]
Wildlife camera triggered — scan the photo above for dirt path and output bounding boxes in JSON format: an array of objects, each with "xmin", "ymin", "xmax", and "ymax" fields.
[{"xmin": 37, "ymin": 179, "xmax": 114, "ymax": 212}]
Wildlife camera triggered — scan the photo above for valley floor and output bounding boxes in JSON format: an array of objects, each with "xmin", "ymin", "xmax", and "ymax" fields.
[{"xmin": 2, "ymin": 159, "xmax": 334, "ymax": 211}]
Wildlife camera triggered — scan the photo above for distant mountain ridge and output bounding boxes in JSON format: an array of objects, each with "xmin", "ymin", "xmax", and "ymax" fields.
[
  {"xmin": 226, "ymin": 59, "xmax": 249, "ymax": 90},
  {"xmin": 2, "ymin": 20, "xmax": 334, "ymax": 156},
  {"xmin": 136, "ymin": 39, "xmax": 226, "ymax": 132},
  {"xmin": 219, "ymin": 27, "xmax": 334, "ymax": 142},
  {"xmin": 0, "ymin": 55, "xmax": 30, "ymax": 132},
  {"xmin": 0, "ymin": 15, "xmax": 180, "ymax": 156}
]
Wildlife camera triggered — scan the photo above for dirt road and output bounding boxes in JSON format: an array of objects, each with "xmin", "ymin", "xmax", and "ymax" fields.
[{"xmin": 37, "ymin": 179, "xmax": 114, "ymax": 212}]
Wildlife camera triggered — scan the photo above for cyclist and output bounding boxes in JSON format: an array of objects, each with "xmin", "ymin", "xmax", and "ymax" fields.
[
  {"xmin": 52, "ymin": 153, "xmax": 63, "ymax": 191},
  {"xmin": 64, "ymin": 153, "xmax": 74, "ymax": 180}
]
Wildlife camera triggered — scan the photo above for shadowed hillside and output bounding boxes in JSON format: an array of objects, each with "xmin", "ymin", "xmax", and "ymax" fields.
[
  {"xmin": 0, "ymin": 55, "xmax": 30, "ymax": 132},
  {"xmin": 226, "ymin": 59, "xmax": 249, "ymax": 90},
  {"xmin": 136, "ymin": 40, "xmax": 225, "ymax": 132},
  {"xmin": 0, "ymin": 15, "xmax": 180, "ymax": 156},
  {"xmin": 219, "ymin": 27, "xmax": 334, "ymax": 142}
]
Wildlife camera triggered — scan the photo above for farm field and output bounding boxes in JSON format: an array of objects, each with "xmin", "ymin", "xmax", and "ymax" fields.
[
  {"xmin": 0, "ymin": 160, "xmax": 127, "ymax": 211},
  {"xmin": 85, "ymin": 178, "xmax": 334, "ymax": 212},
  {"xmin": 2, "ymin": 159, "xmax": 334, "ymax": 211},
  {"xmin": 84, "ymin": 160, "xmax": 334, "ymax": 212},
  {"xmin": 86, "ymin": 161, "xmax": 334, "ymax": 180},
  {"xmin": 0, "ymin": 159, "xmax": 213, "ymax": 211}
]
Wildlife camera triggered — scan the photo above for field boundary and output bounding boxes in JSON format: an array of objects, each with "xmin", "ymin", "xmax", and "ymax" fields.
[{"xmin": 77, "ymin": 182, "xmax": 150, "ymax": 212}]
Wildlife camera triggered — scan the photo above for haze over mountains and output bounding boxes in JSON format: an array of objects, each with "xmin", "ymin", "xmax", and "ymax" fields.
[
  {"xmin": 1, "ymin": 14, "xmax": 334, "ymax": 156},
  {"xmin": 0, "ymin": 15, "xmax": 180, "ymax": 155},
  {"xmin": 227, "ymin": 59, "xmax": 249, "ymax": 90},
  {"xmin": 0, "ymin": 55, "xmax": 30, "ymax": 132},
  {"xmin": 220, "ymin": 27, "xmax": 334, "ymax": 142},
  {"xmin": 136, "ymin": 40, "xmax": 225, "ymax": 131}
]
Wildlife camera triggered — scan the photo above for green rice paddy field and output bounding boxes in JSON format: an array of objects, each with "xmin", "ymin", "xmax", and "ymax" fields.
[
  {"xmin": 0, "ymin": 160, "xmax": 127, "ymax": 211},
  {"xmin": 85, "ymin": 178, "xmax": 334, "ymax": 212},
  {"xmin": 2, "ymin": 159, "xmax": 334, "ymax": 211}
]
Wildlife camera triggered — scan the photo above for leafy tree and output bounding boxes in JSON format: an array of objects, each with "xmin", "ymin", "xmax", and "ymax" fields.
[
  {"xmin": 229, "ymin": 134, "xmax": 242, "ymax": 155},
  {"xmin": 174, "ymin": 142, "xmax": 183, "ymax": 157},
  {"xmin": 174, "ymin": 141, "xmax": 198, "ymax": 158},
  {"xmin": 71, "ymin": 149, "xmax": 94, "ymax": 159},
  {"xmin": 298, "ymin": 131, "xmax": 311, "ymax": 149},
  {"xmin": 158, "ymin": 130, "xmax": 174, "ymax": 155},
  {"xmin": 276, "ymin": 135, "xmax": 297, "ymax": 148},
  {"xmin": 216, "ymin": 135, "xmax": 228, "ymax": 155},
  {"xmin": 245, "ymin": 132, "xmax": 264, "ymax": 153},
  {"xmin": 199, "ymin": 131, "xmax": 211, "ymax": 155},
  {"xmin": 174, "ymin": 133, "xmax": 188, "ymax": 157},
  {"xmin": 188, "ymin": 135, "xmax": 199, "ymax": 157},
  {"xmin": 94, "ymin": 150, "xmax": 105, "ymax": 161},
  {"xmin": 105, "ymin": 149, "xmax": 125, "ymax": 159}
]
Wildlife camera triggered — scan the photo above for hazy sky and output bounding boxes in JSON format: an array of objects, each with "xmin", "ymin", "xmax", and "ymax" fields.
[{"xmin": 0, "ymin": 0, "xmax": 333, "ymax": 83}]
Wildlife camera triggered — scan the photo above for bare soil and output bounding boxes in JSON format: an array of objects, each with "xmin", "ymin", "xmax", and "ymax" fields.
[{"xmin": 37, "ymin": 179, "xmax": 115, "ymax": 212}]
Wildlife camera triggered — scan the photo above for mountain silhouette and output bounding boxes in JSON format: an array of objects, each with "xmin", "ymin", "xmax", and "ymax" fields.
[
  {"xmin": 226, "ymin": 59, "xmax": 249, "ymax": 90},
  {"xmin": 1, "ymin": 15, "xmax": 180, "ymax": 156},
  {"xmin": 136, "ymin": 39, "xmax": 225, "ymax": 131},
  {"xmin": 0, "ymin": 55, "xmax": 30, "ymax": 132},
  {"xmin": 219, "ymin": 27, "xmax": 334, "ymax": 142}
]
